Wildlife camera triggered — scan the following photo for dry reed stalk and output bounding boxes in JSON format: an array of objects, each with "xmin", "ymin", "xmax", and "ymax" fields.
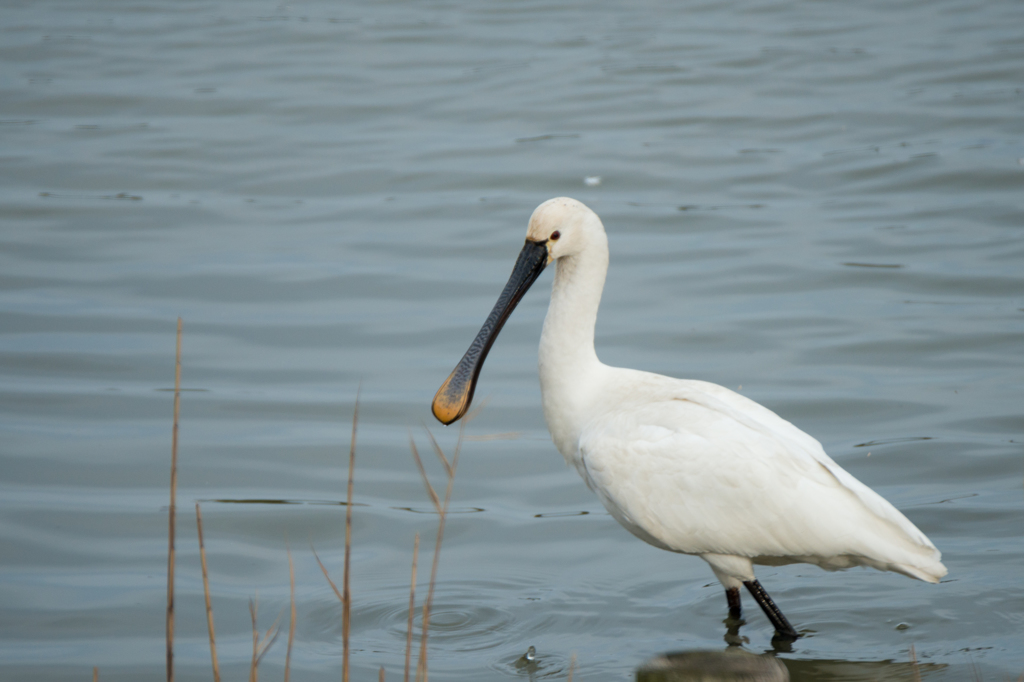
[
  {"xmin": 409, "ymin": 438, "xmax": 440, "ymax": 511},
  {"xmin": 195, "ymin": 503, "xmax": 221, "ymax": 682},
  {"xmin": 909, "ymin": 644, "xmax": 921, "ymax": 682},
  {"xmin": 404, "ymin": 533, "xmax": 419, "ymax": 682},
  {"xmin": 92, "ymin": 666, "xmax": 98, "ymax": 682},
  {"xmin": 285, "ymin": 547, "xmax": 296, "ymax": 682},
  {"xmin": 379, "ymin": 667, "xmax": 386, "ymax": 682},
  {"xmin": 249, "ymin": 598, "xmax": 259, "ymax": 682},
  {"xmin": 311, "ymin": 545, "xmax": 351, "ymax": 675},
  {"xmin": 166, "ymin": 317, "xmax": 182, "ymax": 682},
  {"xmin": 311, "ymin": 395, "xmax": 361, "ymax": 680},
  {"xmin": 567, "ymin": 653, "xmax": 576, "ymax": 682},
  {"xmin": 313, "ymin": 547, "xmax": 344, "ymax": 603},
  {"xmin": 410, "ymin": 420, "xmax": 465, "ymax": 682},
  {"xmin": 258, "ymin": 620, "xmax": 281, "ymax": 667},
  {"xmin": 343, "ymin": 393, "xmax": 359, "ymax": 682},
  {"xmin": 248, "ymin": 597, "xmax": 282, "ymax": 682},
  {"xmin": 407, "ymin": 439, "xmax": 433, "ymax": 682}
]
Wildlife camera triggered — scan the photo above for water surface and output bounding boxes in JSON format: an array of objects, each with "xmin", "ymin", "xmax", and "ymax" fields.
[{"xmin": 1, "ymin": 0, "xmax": 1022, "ymax": 680}]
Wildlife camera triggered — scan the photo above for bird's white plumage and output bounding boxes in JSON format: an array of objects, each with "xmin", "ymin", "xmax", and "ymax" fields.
[{"xmin": 527, "ymin": 197, "xmax": 945, "ymax": 590}]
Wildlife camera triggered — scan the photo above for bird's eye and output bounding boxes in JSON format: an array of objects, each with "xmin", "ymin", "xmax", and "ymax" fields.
[{"xmin": 550, "ymin": 231, "xmax": 561, "ymax": 241}]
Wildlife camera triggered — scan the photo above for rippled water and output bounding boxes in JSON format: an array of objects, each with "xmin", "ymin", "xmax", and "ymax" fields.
[{"xmin": 2, "ymin": 0, "xmax": 1022, "ymax": 680}]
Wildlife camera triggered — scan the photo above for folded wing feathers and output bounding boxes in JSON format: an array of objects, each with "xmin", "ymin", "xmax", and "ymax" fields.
[{"xmin": 577, "ymin": 375, "xmax": 945, "ymax": 581}]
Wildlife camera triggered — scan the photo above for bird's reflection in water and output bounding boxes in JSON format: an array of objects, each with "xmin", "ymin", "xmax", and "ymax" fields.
[
  {"xmin": 509, "ymin": 644, "xmax": 946, "ymax": 681},
  {"xmin": 720, "ymin": 615, "xmax": 806, "ymax": 654},
  {"xmin": 783, "ymin": 656, "xmax": 945, "ymax": 681},
  {"xmin": 635, "ymin": 646, "xmax": 947, "ymax": 682},
  {"xmin": 637, "ymin": 649, "xmax": 788, "ymax": 682},
  {"xmin": 723, "ymin": 614, "xmax": 749, "ymax": 648}
]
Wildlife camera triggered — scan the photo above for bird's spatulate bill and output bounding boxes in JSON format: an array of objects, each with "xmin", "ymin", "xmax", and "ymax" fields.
[{"xmin": 432, "ymin": 240, "xmax": 548, "ymax": 425}]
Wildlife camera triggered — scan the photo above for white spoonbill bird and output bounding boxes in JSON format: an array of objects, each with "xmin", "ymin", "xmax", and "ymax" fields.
[{"xmin": 432, "ymin": 198, "xmax": 945, "ymax": 639}]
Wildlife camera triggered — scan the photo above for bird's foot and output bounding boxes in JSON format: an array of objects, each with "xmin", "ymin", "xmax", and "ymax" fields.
[{"xmin": 769, "ymin": 631, "xmax": 799, "ymax": 654}]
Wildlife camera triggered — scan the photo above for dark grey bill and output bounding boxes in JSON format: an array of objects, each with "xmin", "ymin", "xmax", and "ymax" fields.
[{"xmin": 432, "ymin": 239, "xmax": 549, "ymax": 425}]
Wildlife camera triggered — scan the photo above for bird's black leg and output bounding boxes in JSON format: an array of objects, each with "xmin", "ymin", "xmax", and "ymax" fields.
[
  {"xmin": 725, "ymin": 586, "xmax": 742, "ymax": 619},
  {"xmin": 743, "ymin": 579, "xmax": 800, "ymax": 639}
]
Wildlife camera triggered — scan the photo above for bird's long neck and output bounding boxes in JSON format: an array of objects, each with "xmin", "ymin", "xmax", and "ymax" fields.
[{"xmin": 538, "ymin": 234, "xmax": 608, "ymax": 457}]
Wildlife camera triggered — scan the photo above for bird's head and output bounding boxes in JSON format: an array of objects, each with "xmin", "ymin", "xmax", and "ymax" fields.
[
  {"xmin": 525, "ymin": 196, "xmax": 601, "ymax": 263},
  {"xmin": 431, "ymin": 197, "xmax": 600, "ymax": 425}
]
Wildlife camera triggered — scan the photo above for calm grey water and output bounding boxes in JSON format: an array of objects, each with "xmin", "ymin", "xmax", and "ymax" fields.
[{"xmin": 1, "ymin": 0, "xmax": 1022, "ymax": 680}]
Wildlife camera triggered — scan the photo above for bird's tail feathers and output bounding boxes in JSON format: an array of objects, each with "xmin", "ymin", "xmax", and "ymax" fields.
[{"xmin": 888, "ymin": 559, "xmax": 947, "ymax": 584}]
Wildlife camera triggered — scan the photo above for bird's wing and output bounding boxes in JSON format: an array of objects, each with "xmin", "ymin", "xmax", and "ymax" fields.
[
  {"xmin": 675, "ymin": 379, "xmax": 938, "ymax": 550},
  {"xmin": 576, "ymin": 374, "xmax": 942, "ymax": 575}
]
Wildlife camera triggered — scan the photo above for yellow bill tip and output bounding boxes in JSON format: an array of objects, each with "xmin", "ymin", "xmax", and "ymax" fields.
[{"xmin": 431, "ymin": 369, "xmax": 470, "ymax": 425}]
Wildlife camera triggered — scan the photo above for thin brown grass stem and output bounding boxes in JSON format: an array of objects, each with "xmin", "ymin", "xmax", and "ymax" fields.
[
  {"xmin": 256, "ymin": 613, "xmax": 282, "ymax": 668},
  {"xmin": 408, "ymin": 437, "xmax": 440, "ymax": 513},
  {"xmin": 166, "ymin": 317, "xmax": 182, "ymax": 682},
  {"xmin": 463, "ymin": 396, "xmax": 491, "ymax": 424},
  {"xmin": 379, "ymin": 667, "xmax": 386, "ymax": 682},
  {"xmin": 908, "ymin": 644, "xmax": 920, "ymax": 682},
  {"xmin": 92, "ymin": 667, "xmax": 98, "ymax": 682},
  {"xmin": 422, "ymin": 427, "xmax": 451, "ymax": 478},
  {"xmin": 243, "ymin": 601, "xmax": 281, "ymax": 682},
  {"xmin": 567, "ymin": 653, "xmax": 576, "ymax": 682},
  {"xmin": 249, "ymin": 598, "xmax": 259, "ymax": 682},
  {"xmin": 414, "ymin": 419, "xmax": 466, "ymax": 682},
  {"xmin": 312, "ymin": 546, "xmax": 344, "ymax": 603},
  {"xmin": 343, "ymin": 390, "xmax": 359, "ymax": 682},
  {"xmin": 404, "ymin": 533, "xmax": 419, "ymax": 682},
  {"xmin": 415, "ymin": 504, "xmax": 445, "ymax": 682},
  {"xmin": 195, "ymin": 503, "xmax": 221, "ymax": 682},
  {"xmin": 285, "ymin": 547, "xmax": 296, "ymax": 682}
]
